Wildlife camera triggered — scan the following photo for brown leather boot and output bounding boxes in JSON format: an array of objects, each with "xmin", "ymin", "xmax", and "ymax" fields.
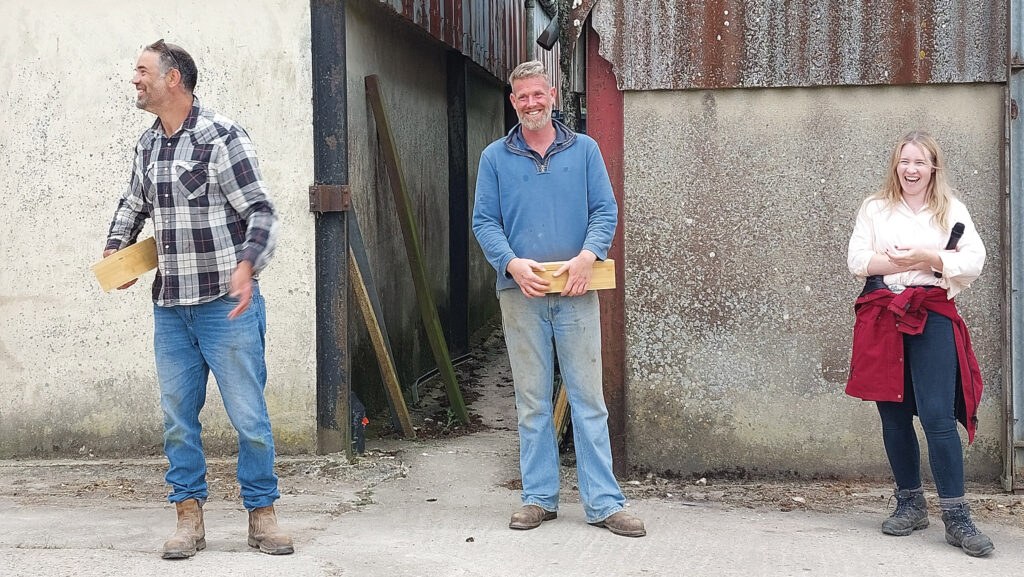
[
  {"xmin": 590, "ymin": 510, "xmax": 647, "ymax": 537},
  {"xmin": 508, "ymin": 505, "xmax": 557, "ymax": 530},
  {"xmin": 161, "ymin": 499, "xmax": 206, "ymax": 559},
  {"xmin": 248, "ymin": 504, "xmax": 294, "ymax": 555}
]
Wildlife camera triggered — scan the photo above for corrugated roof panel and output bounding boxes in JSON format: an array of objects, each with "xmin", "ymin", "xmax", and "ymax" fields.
[
  {"xmin": 591, "ymin": 0, "xmax": 1007, "ymax": 90},
  {"xmin": 375, "ymin": 0, "xmax": 548, "ymax": 83}
]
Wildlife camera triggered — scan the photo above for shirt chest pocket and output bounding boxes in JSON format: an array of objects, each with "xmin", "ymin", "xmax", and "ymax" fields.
[{"xmin": 173, "ymin": 160, "xmax": 210, "ymax": 200}]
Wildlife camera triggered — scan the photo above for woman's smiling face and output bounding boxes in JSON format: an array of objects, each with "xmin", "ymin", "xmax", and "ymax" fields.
[{"xmin": 896, "ymin": 142, "xmax": 934, "ymax": 199}]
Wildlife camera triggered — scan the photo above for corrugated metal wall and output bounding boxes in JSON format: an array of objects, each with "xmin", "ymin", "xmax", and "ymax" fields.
[
  {"xmin": 583, "ymin": 0, "xmax": 1013, "ymax": 483},
  {"xmin": 376, "ymin": 0, "xmax": 560, "ymax": 86},
  {"xmin": 592, "ymin": 0, "xmax": 1007, "ymax": 90}
]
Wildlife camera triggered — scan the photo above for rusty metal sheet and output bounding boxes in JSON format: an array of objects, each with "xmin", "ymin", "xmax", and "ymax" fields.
[
  {"xmin": 592, "ymin": 0, "xmax": 1007, "ymax": 90},
  {"xmin": 566, "ymin": 0, "xmax": 600, "ymax": 55},
  {"xmin": 375, "ymin": 0, "xmax": 553, "ymax": 84}
]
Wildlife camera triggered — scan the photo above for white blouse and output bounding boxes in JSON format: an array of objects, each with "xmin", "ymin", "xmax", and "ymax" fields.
[{"xmin": 847, "ymin": 196, "xmax": 985, "ymax": 299}]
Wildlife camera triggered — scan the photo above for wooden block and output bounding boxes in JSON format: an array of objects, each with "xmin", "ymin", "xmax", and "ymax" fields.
[
  {"xmin": 553, "ymin": 384, "xmax": 570, "ymax": 441},
  {"xmin": 92, "ymin": 237, "xmax": 158, "ymax": 292},
  {"xmin": 536, "ymin": 259, "xmax": 615, "ymax": 293}
]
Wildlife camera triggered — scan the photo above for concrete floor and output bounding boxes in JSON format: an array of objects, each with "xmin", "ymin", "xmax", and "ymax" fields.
[
  {"xmin": 3, "ymin": 429, "xmax": 1024, "ymax": 576},
  {"xmin": 3, "ymin": 336, "xmax": 1022, "ymax": 576}
]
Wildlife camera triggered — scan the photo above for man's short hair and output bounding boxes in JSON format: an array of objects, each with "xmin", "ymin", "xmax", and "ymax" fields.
[
  {"xmin": 145, "ymin": 39, "xmax": 198, "ymax": 93},
  {"xmin": 508, "ymin": 60, "xmax": 549, "ymax": 87}
]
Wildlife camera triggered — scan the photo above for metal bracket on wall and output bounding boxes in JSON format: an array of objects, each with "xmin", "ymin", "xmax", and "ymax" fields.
[{"xmin": 309, "ymin": 184, "xmax": 351, "ymax": 212}]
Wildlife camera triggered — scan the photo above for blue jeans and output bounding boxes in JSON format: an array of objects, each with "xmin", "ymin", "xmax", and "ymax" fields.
[
  {"xmin": 153, "ymin": 284, "xmax": 280, "ymax": 510},
  {"xmin": 876, "ymin": 311, "xmax": 965, "ymax": 499},
  {"xmin": 498, "ymin": 289, "xmax": 626, "ymax": 523}
]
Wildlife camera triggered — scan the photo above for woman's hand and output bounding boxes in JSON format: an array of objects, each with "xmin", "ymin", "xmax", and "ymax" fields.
[{"xmin": 885, "ymin": 246, "xmax": 941, "ymax": 272}]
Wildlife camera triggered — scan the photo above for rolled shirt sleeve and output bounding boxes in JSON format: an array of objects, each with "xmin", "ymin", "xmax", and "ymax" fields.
[
  {"xmin": 847, "ymin": 199, "xmax": 876, "ymax": 278},
  {"xmin": 217, "ymin": 129, "xmax": 277, "ymax": 272},
  {"xmin": 938, "ymin": 202, "xmax": 985, "ymax": 298},
  {"xmin": 105, "ymin": 143, "xmax": 150, "ymax": 251}
]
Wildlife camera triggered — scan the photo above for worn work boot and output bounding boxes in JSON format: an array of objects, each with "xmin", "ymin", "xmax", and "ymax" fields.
[
  {"xmin": 881, "ymin": 488, "xmax": 929, "ymax": 536},
  {"xmin": 942, "ymin": 503, "xmax": 994, "ymax": 557},
  {"xmin": 590, "ymin": 511, "xmax": 647, "ymax": 537},
  {"xmin": 508, "ymin": 504, "xmax": 557, "ymax": 530},
  {"xmin": 248, "ymin": 504, "xmax": 295, "ymax": 555},
  {"xmin": 161, "ymin": 499, "xmax": 206, "ymax": 559}
]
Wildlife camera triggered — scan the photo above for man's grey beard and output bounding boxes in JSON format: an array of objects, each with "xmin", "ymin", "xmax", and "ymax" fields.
[{"xmin": 519, "ymin": 110, "xmax": 551, "ymax": 131}]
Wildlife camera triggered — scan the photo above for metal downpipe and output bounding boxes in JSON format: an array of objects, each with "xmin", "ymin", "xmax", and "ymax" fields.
[{"xmin": 311, "ymin": 0, "xmax": 351, "ymax": 457}]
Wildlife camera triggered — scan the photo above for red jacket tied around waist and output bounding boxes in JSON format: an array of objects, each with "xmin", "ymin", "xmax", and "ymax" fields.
[{"xmin": 846, "ymin": 286, "xmax": 983, "ymax": 443}]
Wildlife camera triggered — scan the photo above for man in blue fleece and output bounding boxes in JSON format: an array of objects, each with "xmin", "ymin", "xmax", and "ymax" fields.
[{"xmin": 472, "ymin": 61, "xmax": 645, "ymax": 537}]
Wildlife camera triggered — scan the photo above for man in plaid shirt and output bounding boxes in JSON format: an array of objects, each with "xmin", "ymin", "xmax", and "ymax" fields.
[{"xmin": 104, "ymin": 40, "xmax": 292, "ymax": 559}]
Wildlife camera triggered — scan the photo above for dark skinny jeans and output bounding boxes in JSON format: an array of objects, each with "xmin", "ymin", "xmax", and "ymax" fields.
[{"xmin": 875, "ymin": 311, "xmax": 965, "ymax": 499}]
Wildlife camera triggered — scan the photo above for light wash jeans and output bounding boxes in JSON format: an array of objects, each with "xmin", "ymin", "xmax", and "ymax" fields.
[
  {"xmin": 153, "ymin": 283, "xmax": 280, "ymax": 511},
  {"xmin": 499, "ymin": 289, "xmax": 626, "ymax": 523}
]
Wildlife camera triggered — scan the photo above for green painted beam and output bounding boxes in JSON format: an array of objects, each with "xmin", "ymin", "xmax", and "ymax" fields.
[{"xmin": 364, "ymin": 75, "xmax": 469, "ymax": 425}]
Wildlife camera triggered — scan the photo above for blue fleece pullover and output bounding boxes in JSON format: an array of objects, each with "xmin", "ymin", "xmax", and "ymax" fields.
[{"xmin": 472, "ymin": 120, "xmax": 618, "ymax": 291}]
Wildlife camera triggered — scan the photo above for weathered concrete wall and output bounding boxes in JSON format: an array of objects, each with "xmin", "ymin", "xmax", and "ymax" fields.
[
  {"xmin": 0, "ymin": 0, "xmax": 316, "ymax": 456},
  {"xmin": 346, "ymin": 0, "xmax": 503, "ymax": 410},
  {"xmin": 466, "ymin": 68, "xmax": 506, "ymax": 334},
  {"xmin": 346, "ymin": 0, "xmax": 446, "ymax": 410},
  {"xmin": 624, "ymin": 84, "xmax": 1003, "ymax": 481}
]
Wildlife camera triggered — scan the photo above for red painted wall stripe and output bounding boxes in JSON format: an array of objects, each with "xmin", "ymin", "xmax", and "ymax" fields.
[{"xmin": 587, "ymin": 24, "xmax": 627, "ymax": 477}]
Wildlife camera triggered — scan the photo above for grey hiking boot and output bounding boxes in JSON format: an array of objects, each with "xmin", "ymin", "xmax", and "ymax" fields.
[
  {"xmin": 941, "ymin": 503, "xmax": 994, "ymax": 557},
  {"xmin": 881, "ymin": 489, "xmax": 929, "ymax": 536}
]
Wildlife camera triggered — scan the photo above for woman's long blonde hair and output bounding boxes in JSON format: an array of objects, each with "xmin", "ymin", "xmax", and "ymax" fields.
[{"xmin": 871, "ymin": 131, "xmax": 954, "ymax": 231}]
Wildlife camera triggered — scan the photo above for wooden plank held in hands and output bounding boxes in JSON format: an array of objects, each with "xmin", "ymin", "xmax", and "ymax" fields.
[
  {"xmin": 92, "ymin": 237, "xmax": 158, "ymax": 292},
  {"xmin": 536, "ymin": 259, "xmax": 615, "ymax": 294}
]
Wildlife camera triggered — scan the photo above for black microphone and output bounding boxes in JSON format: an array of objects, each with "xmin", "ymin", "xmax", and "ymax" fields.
[{"xmin": 934, "ymin": 222, "xmax": 965, "ymax": 278}]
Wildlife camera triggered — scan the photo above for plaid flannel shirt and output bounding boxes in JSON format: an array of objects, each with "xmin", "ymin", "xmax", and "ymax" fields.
[{"xmin": 106, "ymin": 101, "xmax": 277, "ymax": 306}]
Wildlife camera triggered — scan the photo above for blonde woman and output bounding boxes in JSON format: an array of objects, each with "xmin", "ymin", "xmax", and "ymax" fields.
[{"xmin": 846, "ymin": 131, "xmax": 992, "ymax": 557}]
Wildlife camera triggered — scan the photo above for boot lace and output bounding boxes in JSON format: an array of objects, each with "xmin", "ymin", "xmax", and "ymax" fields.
[
  {"xmin": 947, "ymin": 508, "xmax": 980, "ymax": 537},
  {"xmin": 889, "ymin": 492, "xmax": 917, "ymax": 519}
]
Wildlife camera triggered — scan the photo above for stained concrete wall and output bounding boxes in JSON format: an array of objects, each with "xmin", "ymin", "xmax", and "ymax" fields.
[
  {"xmin": 0, "ymin": 0, "xmax": 505, "ymax": 456},
  {"xmin": 0, "ymin": 0, "xmax": 315, "ymax": 456},
  {"xmin": 623, "ymin": 84, "xmax": 1003, "ymax": 480},
  {"xmin": 466, "ymin": 68, "xmax": 506, "ymax": 335},
  {"xmin": 346, "ymin": 0, "xmax": 504, "ymax": 411}
]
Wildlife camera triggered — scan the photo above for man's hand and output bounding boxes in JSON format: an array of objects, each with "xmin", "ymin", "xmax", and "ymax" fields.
[
  {"xmin": 507, "ymin": 258, "xmax": 550, "ymax": 298},
  {"xmin": 102, "ymin": 248, "xmax": 138, "ymax": 290},
  {"xmin": 552, "ymin": 249, "xmax": 596, "ymax": 297},
  {"xmin": 228, "ymin": 261, "xmax": 254, "ymax": 320}
]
